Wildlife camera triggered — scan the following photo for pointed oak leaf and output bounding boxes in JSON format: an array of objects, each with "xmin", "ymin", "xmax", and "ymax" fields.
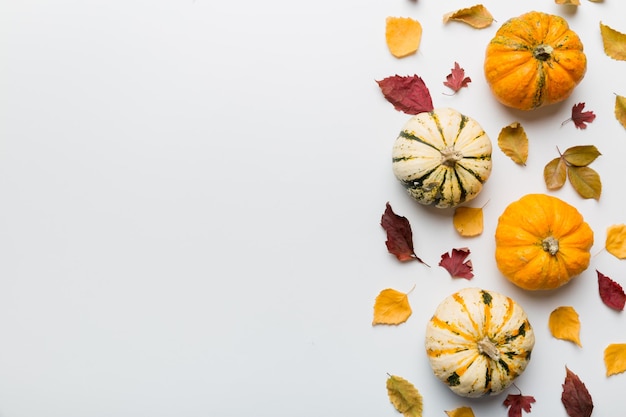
[
  {"xmin": 561, "ymin": 367, "xmax": 593, "ymax": 417},
  {"xmin": 503, "ymin": 393, "xmax": 536, "ymax": 417},
  {"xmin": 549, "ymin": 306, "xmax": 582, "ymax": 347},
  {"xmin": 443, "ymin": 62, "xmax": 471, "ymax": 93},
  {"xmin": 567, "ymin": 166, "xmax": 601, "ymax": 200},
  {"xmin": 606, "ymin": 224, "xmax": 626, "ymax": 259},
  {"xmin": 604, "ymin": 343, "xmax": 626, "ymax": 376},
  {"xmin": 386, "ymin": 17, "xmax": 422, "ymax": 58},
  {"xmin": 562, "ymin": 103, "xmax": 596, "ymax": 129},
  {"xmin": 443, "ymin": 5, "xmax": 494, "ymax": 29},
  {"xmin": 600, "ymin": 22, "xmax": 626, "ymax": 61},
  {"xmin": 377, "ymin": 75, "xmax": 434, "ymax": 115},
  {"xmin": 445, "ymin": 407, "xmax": 475, "ymax": 417},
  {"xmin": 544, "ymin": 157, "xmax": 567, "ymax": 190},
  {"xmin": 439, "ymin": 247, "xmax": 473, "ymax": 279},
  {"xmin": 616, "ymin": 94, "xmax": 626, "ymax": 129},
  {"xmin": 453, "ymin": 206, "xmax": 483, "ymax": 237},
  {"xmin": 562, "ymin": 145, "xmax": 601, "ymax": 167},
  {"xmin": 381, "ymin": 202, "xmax": 428, "ymax": 265},
  {"xmin": 597, "ymin": 270, "xmax": 626, "ymax": 311},
  {"xmin": 386, "ymin": 375, "xmax": 423, "ymax": 417},
  {"xmin": 498, "ymin": 122, "xmax": 529, "ymax": 165}
]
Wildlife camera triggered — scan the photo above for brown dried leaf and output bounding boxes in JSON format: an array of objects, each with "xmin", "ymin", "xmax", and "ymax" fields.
[
  {"xmin": 386, "ymin": 17, "xmax": 423, "ymax": 58},
  {"xmin": 600, "ymin": 22, "xmax": 626, "ymax": 61},
  {"xmin": 498, "ymin": 122, "xmax": 528, "ymax": 165},
  {"xmin": 561, "ymin": 367, "xmax": 593, "ymax": 417},
  {"xmin": 604, "ymin": 344, "xmax": 626, "ymax": 376},
  {"xmin": 443, "ymin": 4, "xmax": 494, "ymax": 29},
  {"xmin": 386, "ymin": 375, "xmax": 423, "ymax": 417},
  {"xmin": 606, "ymin": 224, "xmax": 626, "ymax": 259},
  {"xmin": 445, "ymin": 407, "xmax": 475, "ymax": 417},
  {"xmin": 453, "ymin": 206, "xmax": 483, "ymax": 237},
  {"xmin": 616, "ymin": 94, "xmax": 626, "ymax": 129},
  {"xmin": 544, "ymin": 157, "xmax": 567, "ymax": 190},
  {"xmin": 567, "ymin": 166, "xmax": 601, "ymax": 200},
  {"xmin": 562, "ymin": 145, "xmax": 601, "ymax": 167},
  {"xmin": 549, "ymin": 306, "xmax": 582, "ymax": 347},
  {"xmin": 373, "ymin": 288, "xmax": 413, "ymax": 326}
]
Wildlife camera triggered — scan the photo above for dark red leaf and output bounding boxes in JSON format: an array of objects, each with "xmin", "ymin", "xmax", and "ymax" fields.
[
  {"xmin": 376, "ymin": 74, "xmax": 434, "ymax": 115},
  {"xmin": 562, "ymin": 102, "xmax": 596, "ymax": 129},
  {"xmin": 562, "ymin": 367, "xmax": 593, "ymax": 417},
  {"xmin": 503, "ymin": 393, "xmax": 536, "ymax": 417},
  {"xmin": 438, "ymin": 247, "xmax": 473, "ymax": 279},
  {"xmin": 597, "ymin": 270, "xmax": 626, "ymax": 311},
  {"xmin": 443, "ymin": 62, "xmax": 471, "ymax": 93},
  {"xmin": 380, "ymin": 202, "xmax": 428, "ymax": 265}
]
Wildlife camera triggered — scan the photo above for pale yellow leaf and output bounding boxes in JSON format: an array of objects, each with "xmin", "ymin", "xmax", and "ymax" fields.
[
  {"xmin": 497, "ymin": 122, "xmax": 528, "ymax": 165},
  {"xmin": 386, "ymin": 17, "xmax": 422, "ymax": 58},
  {"xmin": 555, "ymin": 0, "xmax": 581, "ymax": 5},
  {"xmin": 453, "ymin": 206, "xmax": 483, "ymax": 237},
  {"xmin": 606, "ymin": 224, "xmax": 626, "ymax": 259},
  {"xmin": 445, "ymin": 407, "xmax": 475, "ymax": 417},
  {"xmin": 604, "ymin": 343, "xmax": 626, "ymax": 376},
  {"xmin": 600, "ymin": 22, "xmax": 626, "ymax": 61},
  {"xmin": 544, "ymin": 157, "xmax": 567, "ymax": 190},
  {"xmin": 373, "ymin": 288, "xmax": 412, "ymax": 325},
  {"xmin": 386, "ymin": 375, "xmax": 423, "ymax": 417},
  {"xmin": 568, "ymin": 166, "xmax": 601, "ymax": 200},
  {"xmin": 549, "ymin": 306, "xmax": 582, "ymax": 347},
  {"xmin": 443, "ymin": 4, "xmax": 494, "ymax": 29},
  {"xmin": 615, "ymin": 94, "xmax": 626, "ymax": 129}
]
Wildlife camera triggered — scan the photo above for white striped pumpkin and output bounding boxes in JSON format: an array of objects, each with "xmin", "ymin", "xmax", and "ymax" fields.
[
  {"xmin": 425, "ymin": 288, "xmax": 535, "ymax": 397},
  {"xmin": 392, "ymin": 108, "xmax": 492, "ymax": 208}
]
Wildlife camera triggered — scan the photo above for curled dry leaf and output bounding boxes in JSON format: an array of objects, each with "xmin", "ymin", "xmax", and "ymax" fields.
[
  {"xmin": 600, "ymin": 22, "xmax": 626, "ymax": 61},
  {"xmin": 443, "ymin": 4, "xmax": 494, "ymax": 29},
  {"xmin": 544, "ymin": 157, "xmax": 567, "ymax": 190},
  {"xmin": 597, "ymin": 270, "xmax": 626, "ymax": 311},
  {"xmin": 498, "ymin": 122, "xmax": 529, "ymax": 165},
  {"xmin": 445, "ymin": 407, "xmax": 475, "ymax": 417},
  {"xmin": 616, "ymin": 94, "xmax": 626, "ymax": 129},
  {"xmin": 373, "ymin": 288, "xmax": 413, "ymax": 326},
  {"xmin": 386, "ymin": 375, "xmax": 423, "ymax": 417},
  {"xmin": 604, "ymin": 343, "xmax": 626, "ymax": 376},
  {"xmin": 453, "ymin": 206, "xmax": 483, "ymax": 237},
  {"xmin": 561, "ymin": 367, "xmax": 593, "ymax": 417},
  {"xmin": 606, "ymin": 224, "xmax": 626, "ymax": 259},
  {"xmin": 376, "ymin": 75, "xmax": 434, "ymax": 115},
  {"xmin": 386, "ymin": 17, "xmax": 423, "ymax": 58},
  {"xmin": 549, "ymin": 306, "xmax": 582, "ymax": 347},
  {"xmin": 503, "ymin": 393, "xmax": 536, "ymax": 417}
]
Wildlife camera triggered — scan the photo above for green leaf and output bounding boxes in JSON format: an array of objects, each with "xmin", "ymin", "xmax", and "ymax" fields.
[
  {"xmin": 562, "ymin": 145, "xmax": 601, "ymax": 167},
  {"xmin": 544, "ymin": 157, "xmax": 567, "ymax": 190},
  {"xmin": 568, "ymin": 166, "xmax": 602, "ymax": 200},
  {"xmin": 386, "ymin": 375, "xmax": 423, "ymax": 417}
]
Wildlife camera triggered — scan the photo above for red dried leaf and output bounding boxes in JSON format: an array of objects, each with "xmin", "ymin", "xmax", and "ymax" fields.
[
  {"xmin": 381, "ymin": 202, "xmax": 428, "ymax": 265},
  {"xmin": 376, "ymin": 74, "xmax": 434, "ymax": 115},
  {"xmin": 562, "ymin": 102, "xmax": 596, "ymax": 129},
  {"xmin": 597, "ymin": 270, "xmax": 626, "ymax": 311},
  {"xmin": 503, "ymin": 393, "xmax": 536, "ymax": 417},
  {"xmin": 443, "ymin": 62, "xmax": 471, "ymax": 93},
  {"xmin": 438, "ymin": 247, "xmax": 473, "ymax": 279},
  {"xmin": 562, "ymin": 367, "xmax": 593, "ymax": 417}
]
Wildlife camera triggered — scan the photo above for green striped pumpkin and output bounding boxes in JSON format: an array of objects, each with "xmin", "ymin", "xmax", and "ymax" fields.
[
  {"xmin": 425, "ymin": 288, "xmax": 535, "ymax": 397},
  {"xmin": 391, "ymin": 108, "xmax": 492, "ymax": 208}
]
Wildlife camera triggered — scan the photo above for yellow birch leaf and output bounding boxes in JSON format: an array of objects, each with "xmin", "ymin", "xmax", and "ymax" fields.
[
  {"xmin": 453, "ymin": 206, "xmax": 483, "ymax": 237},
  {"xmin": 567, "ymin": 166, "xmax": 601, "ymax": 200},
  {"xmin": 497, "ymin": 122, "xmax": 528, "ymax": 165},
  {"xmin": 445, "ymin": 407, "xmax": 476, "ymax": 417},
  {"xmin": 443, "ymin": 4, "xmax": 494, "ymax": 29},
  {"xmin": 600, "ymin": 22, "xmax": 626, "ymax": 61},
  {"xmin": 615, "ymin": 94, "xmax": 626, "ymax": 129},
  {"xmin": 544, "ymin": 157, "xmax": 567, "ymax": 190},
  {"xmin": 555, "ymin": 0, "xmax": 580, "ymax": 5},
  {"xmin": 549, "ymin": 306, "xmax": 582, "ymax": 347},
  {"xmin": 373, "ymin": 288, "xmax": 412, "ymax": 325},
  {"xmin": 386, "ymin": 17, "xmax": 422, "ymax": 58},
  {"xmin": 386, "ymin": 375, "xmax": 423, "ymax": 417},
  {"xmin": 604, "ymin": 343, "xmax": 626, "ymax": 376},
  {"xmin": 606, "ymin": 224, "xmax": 626, "ymax": 259}
]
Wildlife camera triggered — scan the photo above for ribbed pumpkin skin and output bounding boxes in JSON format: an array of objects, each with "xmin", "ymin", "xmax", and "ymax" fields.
[
  {"xmin": 484, "ymin": 11, "xmax": 586, "ymax": 110},
  {"xmin": 495, "ymin": 194, "xmax": 593, "ymax": 290},
  {"xmin": 425, "ymin": 288, "xmax": 535, "ymax": 398},
  {"xmin": 391, "ymin": 108, "xmax": 492, "ymax": 209}
]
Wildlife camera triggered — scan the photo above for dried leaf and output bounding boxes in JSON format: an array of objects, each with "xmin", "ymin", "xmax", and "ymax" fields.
[
  {"xmin": 597, "ymin": 270, "xmax": 626, "ymax": 311},
  {"xmin": 453, "ymin": 206, "xmax": 483, "ymax": 237},
  {"xmin": 445, "ymin": 407, "xmax": 475, "ymax": 417},
  {"xmin": 561, "ymin": 367, "xmax": 593, "ymax": 417},
  {"xmin": 600, "ymin": 22, "xmax": 626, "ymax": 61},
  {"xmin": 544, "ymin": 157, "xmax": 567, "ymax": 190},
  {"xmin": 567, "ymin": 166, "xmax": 601, "ymax": 200},
  {"xmin": 562, "ymin": 103, "xmax": 596, "ymax": 129},
  {"xmin": 606, "ymin": 224, "xmax": 626, "ymax": 259},
  {"xmin": 439, "ymin": 247, "xmax": 474, "ymax": 279},
  {"xmin": 503, "ymin": 393, "xmax": 536, "ymax": 417},
  {"xmin": 555, "ymin": 0, "xmax": 581, "ymax": 5},
  {"xmin": 443, "ymin": 62, "xmax": 471, "ymax": 93},
  {"xmin": 380, "ymin": 202, "xmax": 428, "ymax": 264},
  {"xmin": 386, "ymin": 17, "xmax": 423, "ymax": 58},
  {"xmin": 562, "ymin": 145, "xmax": 601, "ymax": 167},
  {"xmin": 604, "ymin": 343, "xmax": 626, "ymax": 376},
  {"xmin": 443, "ymin": 4, "xmax": 494, "ymax": 29},
  {"xmin": 373, "ymin": 288, "xmax": 413, "ymax": 325},
  {"xmin": 498, "ymin": 122, "xmax": 529, "ymax": 165},
  {"xmin": 615, "ymin": 94, "xmax": 626, "ymax": 129},
  {"xmin": 549, "ymin": 306, "xmax": 582, "ymax": 347},
  {"xmin": 376, "ymin": 75, "xmax": 434, "ymax": 115},
  {"xmin": 386, "ymin": 375, "xmax": 423, "ymax": 417}
]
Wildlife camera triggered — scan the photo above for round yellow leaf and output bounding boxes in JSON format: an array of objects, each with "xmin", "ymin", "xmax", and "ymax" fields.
[
  {"xmin": 453, "ymin": 207, "xmax": 484, "ymax": 237},
  {"xmin": 549, "ymin": 306, "xmax": 582, "ymax": 347},
  {"xmin": 606, "ymin": 224, "xmax": 626, "ymax": 259},
  {"xmin": 385, "ymin": 17, "xmax": 422, "ymax": 58},
  {"xmin": 604, "ymin": 343, "xmax": 626, "ymax": 376}
]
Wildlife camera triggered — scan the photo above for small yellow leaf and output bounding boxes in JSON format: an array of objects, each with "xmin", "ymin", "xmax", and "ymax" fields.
[
  {"xmin": 615, "ymin": 94, "xmax": 626, "ymax": 129},
  {"xmin": 549, "ymin": 306, "xmax": 582, "ymax": 347},
  {"xmin": 606, "ymin": 224, "xmax": 626, "ymax": 259},
  {"xmin": 562, "ymin": 145, "xmax": 601, "ymax": 167},
  {"xmin": 453, "ymin": 206, "xmax": 483, "ymax": 237},
  {"xmin": 373, "ymin": 288, "xmax": 412, "ymax": 325},
  {"xmin": 443, "ymin": 4, "xmax": 494, "ymax": 29},
  {"xmin": 386, "ymin": 375, "xmax": 423, "ymax": 417},
  {"xmin": 600, "ymin": 22, "xmax": 626, "ymax": 61},
  {"xmin": 544, "ymin": 157, "xmax": 567, "ymax": 190},
  {"xmin": 497, "ymin": 122, "xmax": 528, "ymax": 165},
  {"xmin": 386, "ymin": 17, "xmax": 422, "ymax": 58},
  {"xmin": 568, "ymin": 166, "xmax": 601, "ymax": 200},
  {"xmin": 445, "ymin": 407, "xmax": 476, "ymax": 417},
  {"xmin": 555, "ymin": 0, "xmax": 580, "ymax": 5},
  {"xmin": 604, "ymin": 343, "xmax": 626, "ymax": 376}
]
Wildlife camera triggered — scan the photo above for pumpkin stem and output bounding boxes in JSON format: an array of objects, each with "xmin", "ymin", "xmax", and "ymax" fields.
[
  {"xmin": 440, "ymin": 147, "xmax": 463, "ymax": 167},
  {"xmin": 533, "ymin": 44, "xmax": 554, "ymax": 61},
  {"xmin": 542, "ymin": 236, "xmax": 559, "ymax": 255},
  {"xmin": 477, "ymin": 337, "xmax": 500, "ymax": 361}
]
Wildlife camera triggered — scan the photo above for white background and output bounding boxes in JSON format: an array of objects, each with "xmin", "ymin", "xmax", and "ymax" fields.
[{"xmin": 1, "ymin": 0, "xmax": 625, "ymax": 416}]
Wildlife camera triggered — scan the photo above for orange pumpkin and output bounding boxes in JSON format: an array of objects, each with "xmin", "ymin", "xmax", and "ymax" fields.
[
  {"xmin": 495, "ymin": 194, "xmax": 594, "ymax": 290},
  {"xmin": 484, "ymin": 11, "xmax": 586, "ymax": 110}
]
